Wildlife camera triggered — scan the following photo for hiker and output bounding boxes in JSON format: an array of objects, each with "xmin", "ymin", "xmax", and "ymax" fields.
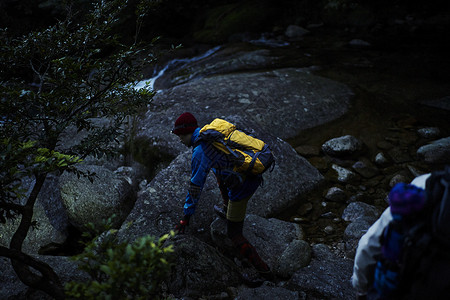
[
  {"xmin": 171, "ymin": 112, "xmax": 271, "ymax": 274},
  {"xmin": 352, "ymin": 171, "xmax": 450, "ymax": 299},
  {"xmin": 352, "ymin": 173, "xmax": 430, "ymax": 299}
]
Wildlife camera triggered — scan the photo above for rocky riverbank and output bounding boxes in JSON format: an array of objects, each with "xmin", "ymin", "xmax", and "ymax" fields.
[{"xmin": 1, "ymin": 23, "xmax": 450, "ymax": 299}]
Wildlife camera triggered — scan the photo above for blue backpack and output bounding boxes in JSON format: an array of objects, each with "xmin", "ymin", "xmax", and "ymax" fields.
[{"xmin": 373, "ymin": 167, "xmax": 450, "ymax": 299}]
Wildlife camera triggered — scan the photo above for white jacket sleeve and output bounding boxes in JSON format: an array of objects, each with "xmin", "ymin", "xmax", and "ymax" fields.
[
  {"xmin": 351, "ymin": 207, "xmax": 392, "ymax": 294},
  {"xmin": 351, "ymin": 173, "xmax": 430, "ymax": 294}
]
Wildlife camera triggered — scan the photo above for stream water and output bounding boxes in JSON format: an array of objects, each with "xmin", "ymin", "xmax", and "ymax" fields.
[{"xmin": 278, "ymin": 27, "xmax": 450, "ymax": 247}]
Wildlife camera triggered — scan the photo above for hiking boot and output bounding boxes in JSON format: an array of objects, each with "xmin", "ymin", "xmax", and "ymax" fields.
[
  {"xmin": 214, "ymin": 204, "xmax": 227, "ymax": 219},
  {"xmin": 237, "ymin": 241, "xmax": 271, "ymax": 276}
]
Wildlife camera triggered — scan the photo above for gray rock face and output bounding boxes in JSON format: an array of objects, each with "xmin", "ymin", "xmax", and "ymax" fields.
[
  {"xmin": 139, "ymin": 67, "xmax": 353, "ymax": 145},
  {"xmin": 59, "ymin": 164, "xmax": 135, "ymax": 230},
  {"xmin": 274, "ymin": 239, "xmax": 312, "ymax": 278},
  {"xmin": 0, "ymin": 201, "xmax": 66, "ymax": 255},
  {"xmin": 342, "ymin": 201, "xmax": 382, "ymax": 224},
  {"xmin": 287, "ymin": 244, "xmax": 354, "ymax": 299},
  {"xmin": 210, "ymin": 214, "xmax": 307, "ymax": 278},
  {"xmin": 167, "ymin": 235, "xmax": 242, "ymax": 298},
  {"xmin": 417, "ymin": 136, "xmax": 450, "ymax": 164}
]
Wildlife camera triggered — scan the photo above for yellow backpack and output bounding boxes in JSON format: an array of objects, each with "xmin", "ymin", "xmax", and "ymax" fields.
[{"xmin": 198, "ymin": 118, "xmax": 275, "ymax": 175}]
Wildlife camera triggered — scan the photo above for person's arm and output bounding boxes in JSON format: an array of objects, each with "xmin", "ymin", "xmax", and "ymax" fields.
[
  {"xmin": 183, "ymin": 145, "xmax": 211, "ymax": 216},
  {"xmin": 352, "ymin": 207, "xmax": 393, "ymax": 295}
]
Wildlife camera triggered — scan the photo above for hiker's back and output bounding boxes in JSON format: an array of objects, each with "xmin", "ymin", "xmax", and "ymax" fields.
[
  {"xmin": 197, "ymin": 118, "xmax": 275, "ymax": 175},
  {"xmin": 374, "ymin": 167, "xmax": 450, "ymax": 299},
  {"xmin": 401, "ymin": 167, "xmax": 450, "ymax": 299}
]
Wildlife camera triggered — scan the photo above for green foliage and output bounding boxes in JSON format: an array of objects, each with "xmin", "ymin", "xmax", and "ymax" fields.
[
  {"xmin": 65, "ymin": 217, "xmax": 174, "ymax": 299},
  {"xmin": 0, "ymin": 1, "xmax": 160, "ymax": 297},
  {"xmin": 0, "ymin": 0, "xmax": 156, "ymax": 223}
]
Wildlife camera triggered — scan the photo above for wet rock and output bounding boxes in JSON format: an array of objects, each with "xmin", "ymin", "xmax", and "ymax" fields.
[
  {"xmin": 352, "ymin": 159, "xmax": 379, "ymax": 178},
  {"xmin": 417, "ymin": 127, "xmax": 440, "ymax": 139},
  {"xmin": 417, "ymin": 136, "xmax": 450, "ymax": 164},
  {"xmin": 389, "ymin": 173, "xmax": 409, "ymax": 187},
  {"xmin": 342, "ymin": 201, "xmax": 381, "ymax": 224},
  {"xmin": 387, "ymin": 146, "xmax": 412, "ymax": 163},
  {"xmin": 344, "ymin": 217, "xmax": 373, "ymax": 258},
  {"xmin": 324, "ymin": 225, "xmax": 335, "ymax": 234},
  {"xmin": 325, "ymin": 186, "xmax": 347, "ymax": 202},
  {"xmin": 284, "ymin": 25, "xmax": 310, "ymax": 40},
  {"xmin": 287, "ymin": 244, "xmax": 354, "ymax": 299},
  {"xmin": 59, "ymin": 164, "xmax": 135, "ymax": 230},
  {"xmin": 349, "ymin": 39, "xmax": 371, "ymax": 48},
  {"xmin": 407, "ymin": 165, "xmax": 425, "ymax": 178},
  {"xmin": 322, "ymin": 135, "xmax": 364, "ymax": 157},
  {"xmin": 331, "ymin": 164, "xmax": 358, "ymax": 183},
  {"xmin": 374, "ymin": 152, "xmax": 389, "ymax": 166}
]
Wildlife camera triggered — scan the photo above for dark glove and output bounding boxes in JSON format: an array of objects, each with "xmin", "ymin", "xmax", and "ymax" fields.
[{"xmin": 175, "ymin": 215, "xmax": 191, "ymax": 234}]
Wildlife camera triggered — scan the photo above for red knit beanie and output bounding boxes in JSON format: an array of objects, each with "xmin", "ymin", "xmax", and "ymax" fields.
[{"xmin": 172, "ymin": 112, "xmax": 198, "ymax": 135}]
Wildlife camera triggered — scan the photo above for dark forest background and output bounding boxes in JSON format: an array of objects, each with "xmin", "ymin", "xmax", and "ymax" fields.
[{"xmin": 2, "ymin": 0, "xmax": 449, "ymax": 47}]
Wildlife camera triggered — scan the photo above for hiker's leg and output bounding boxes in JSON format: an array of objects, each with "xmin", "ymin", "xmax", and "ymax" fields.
[{"xmin": 226, "ymin": 179, "xmax": 270, "ymax": 273}]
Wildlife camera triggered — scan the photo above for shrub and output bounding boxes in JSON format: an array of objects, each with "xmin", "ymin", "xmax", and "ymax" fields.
[{"xmin": 65, "ymin": 218, "xmax": 174, "ymax": 299}]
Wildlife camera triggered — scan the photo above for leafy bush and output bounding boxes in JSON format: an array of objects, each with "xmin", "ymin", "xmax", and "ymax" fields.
[{"xmin": 65, "ymin": 218, "xmax": 174, "ymax": 299}]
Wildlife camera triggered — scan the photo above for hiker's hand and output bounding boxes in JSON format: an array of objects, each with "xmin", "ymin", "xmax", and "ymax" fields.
[{"xmin": 175, "ymin": 215, "xmax": 190, "ymax": 234}]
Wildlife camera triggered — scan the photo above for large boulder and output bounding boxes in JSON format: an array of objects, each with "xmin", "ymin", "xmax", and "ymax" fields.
[
  {"xmin": 59, "ymin": 164, "xmax": 136, "ymax": 230},
  {"xmin": 139, "ymin": 67, "xmax": 353, "ymax": 145},
  {"xmin": 287, "ymin": 244, "xmax": 354, "ymax": 299},
  {"xmin": 0, "ymin": 176, "xmax": 67, "ymax": 255},
  {"xmin": 210, "ymin": 214, "xmax": 310, "ymax": 278},
  {"xmin": 0, "ymin": 201, "xmax": 66, "ymax": 255},
  {"xmin": 117, "ymin": 136, "xmax": 323, "ymax": 243},
  {"xmin": 417, "ymin": 136, "xmax": 450, "ymax": 164},
  {"xmin": 167, "ymin": 235, "xmax": 242, "ymax": 298}
]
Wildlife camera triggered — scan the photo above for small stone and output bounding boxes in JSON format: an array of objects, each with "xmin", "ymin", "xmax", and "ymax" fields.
[
  {"xmin": 321, "ymin": 212, "xmax": 337, "ymax": 219},
  {"xmin": 348, "ymin": 39, "xmax": 371, "ymax": 48},
  {"xmin": 374, "ymin": 152, "xmax": 389, "ymax": 166},
  {"xmin": 322, "ymin": 135, "xmax": 364, "ymax": 157},
  {"xmin": 325, "ymin": 187, "xmax": 347, "ymax": 202},
  {"xmin": 324, "ymin": 225, "xmax": 335, "ymax": 234},
  {"xmin": 332, "ymin": 164, "xmax": 358, "ymax": 183},
  {"xmin": 417, "ymin": 127, "xmax": 440, "ymax": 139},
  {"xmin": 389, "ymin": 174, "xmax": 408, "ymax": 187}
]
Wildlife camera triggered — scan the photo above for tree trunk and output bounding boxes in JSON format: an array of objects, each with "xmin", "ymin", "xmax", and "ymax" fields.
[{"xmin": 8, "ymin": 173, "xmax": 66, "ymax": 299}]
